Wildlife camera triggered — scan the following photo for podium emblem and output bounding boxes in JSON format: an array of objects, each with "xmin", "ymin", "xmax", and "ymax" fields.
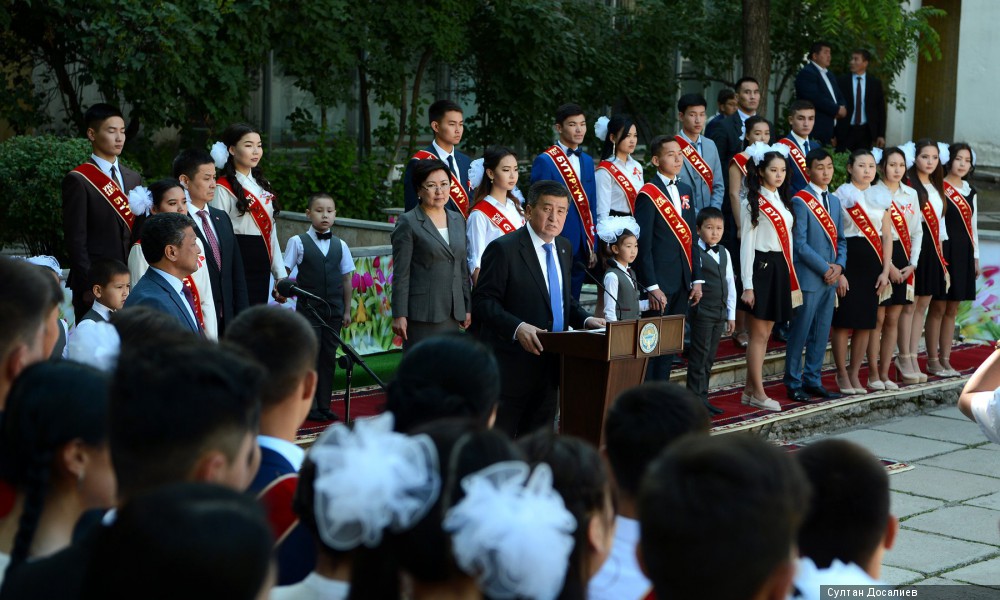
[{"xmin": 639, "ymin": 322, "xmax": 659, "ymax": 354}]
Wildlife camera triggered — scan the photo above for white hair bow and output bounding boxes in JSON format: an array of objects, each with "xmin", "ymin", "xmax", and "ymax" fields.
[
  {"xmin": 596, "ymin": 215, "xmax": 640, "ymax": 243},
  {"xmin": 210, "ymin": 141, "xmax": 229, "ymax": 170},
  {"xmin": 128, "ymin": 186, "xmax": 153, "ymax": 217},
  {"xmin": 594, "ymin": 116, "xmax": 610, "ymax": 142},
  {"xmin": 899, "ymin": 141, "xmax": 916, "ymax": 169},
  {"xmin": 468, "ymin": 158, "xmax": 485, "ymax": 190},
  {"xmin": 871, "ymin": 147, "xmax": 883, "ymax": 165},
  {"xmin": 746, "ymin": 142, "xmax": 789, "ymax": 165},
  {"xmin": 937, "ymin": 142, "xmax": 950, "ymax": 167}
]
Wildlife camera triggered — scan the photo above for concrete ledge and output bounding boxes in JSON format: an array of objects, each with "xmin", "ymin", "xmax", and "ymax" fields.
[{"xmin": 276, "ymin": 212, "xmax": 393, "ymax": 249}]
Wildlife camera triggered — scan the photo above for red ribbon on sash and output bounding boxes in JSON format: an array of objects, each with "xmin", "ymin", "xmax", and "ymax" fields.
[
  {"xmin": 72, "ymin": 163, "xmax": 135, "ymax": 231},
  {"xmin": 674, "ymin": 135, "xmax": 714, "ymax": 190},
  {"xmin": 942, "ymin": 181, "xmax": 975, "ymax": 244},
  {"xmin": 596, "ymin": 160, "xmax": 638, "ymax": 214},
  {"xmin": 640, "ymin": 183, "xmax": 693, "ymax": 271},
  {"xmin": 544, "ymin": 146, "xmax": 596, "ymax": 247},
  {"xmin": 844, "ymin": 202, "xmax": 884, "ymax": 262},
  {"xmin": 795, "ymin": 189, "xmax": 838, "ymax": 258},
  {"xmin": 889, "ymin": 201, "xmax": 915, "ymax": 301},
  {"xmin": 258, "ymin": 473, "xmax": 300, "ymax": 546},
  {"xmin": 182, "ymin": 276, "xmax": 206, "ymax": 331},
  {"xmin": 758, "ymin": 194, "xmax": 803, "ymax": 307},
  {"xmin": 471, "ymin": 201, "xmax": 517, "ymax": 234},
  {"xmin": 413, "ymin": 150, "xmax": 471, "ymax": 218},
  {"xmin": 731, "ymin": 153, "xmax": 749, "ymax": 176},
  {"xmin": 921, "ymin": 200, "xmax": 951, "ymax": 292},
  {"xmin": 217, "ymin": 177, "xmax": 274, "ymax": 260},
  {"xmin": 777, "ymin": 138, "xmax": 810, "ymax": 184}
]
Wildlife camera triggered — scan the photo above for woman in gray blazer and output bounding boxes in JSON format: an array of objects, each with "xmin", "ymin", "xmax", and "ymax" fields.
[{"xmin": 391, "ymin": 159, "xmax": 472, "ymax": 350}]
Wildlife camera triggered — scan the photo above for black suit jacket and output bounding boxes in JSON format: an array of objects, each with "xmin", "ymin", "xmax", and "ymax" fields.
[
  {"xmin": 632, "ymin": 177, "xmax": 701, "ymax": 296},
  {"xmin": 708, "ymin": 112, "xmax": 745, "ymax": 169},
  {"xmin": 794, "ymin": 62, "xmax": 846, "ymax": 145},
  {"xmin": 835, "ymin": 72, "xmax": 887, "ymax": 140},
  {"xmin": 193, "ymin": 205, "xmax": 249, "ymax": 331},
  {"xmin": 62, "ymin": 160, "xmax": 142, "ymax": 294}
]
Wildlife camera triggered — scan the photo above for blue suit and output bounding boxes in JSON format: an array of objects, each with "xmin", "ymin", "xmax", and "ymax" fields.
[
  {"xmin": 403, "ymin": 144, "xmax": 473, "ymax": 213},
  {"xmin": 781, "ymin": 136, "xmax": 818, "ymax": 193},
  {"xmin": 784, "ymin": 187, "xmax": 847, "ymax": 390},
  {"xmin": 530, "ymin": 145, "xmax": 598, "ymax": 299},
  {"xmin": 677, "ymin": 132, "xmax": 726, "ymax": 212},
  {"xmin": 124, "ymin": 268, "xmax": 200, "ymax": 333},
  {"xmin": 794, "ymin": 62, "xmax": 846, "ymax": 146}
]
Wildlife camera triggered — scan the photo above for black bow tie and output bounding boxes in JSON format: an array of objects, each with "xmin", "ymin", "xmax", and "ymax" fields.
[
  {"xmin": 565, "ymin": 147, "xmax": 581, "ymax": 157},
  {"xmin": 316, "ymin": 231, "xmax": 333, "ymax": 241},
  {"xmin": 664, "ymin": 179, "xmax": 675, "ymax": 186},
  {"xmin": 708, "ymin": 245, "xmax": 720, "ymax": 254}
]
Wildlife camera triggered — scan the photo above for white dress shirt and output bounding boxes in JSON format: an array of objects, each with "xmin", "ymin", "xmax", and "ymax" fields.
[
  {"xmin": 790, "ymin": 131, "xmax": 814, "ymax": 153},
  {"xmin": 90, "ymin": 301, "xmax": 114, "ymax": 321},
  {"xmin": 283, "ymin": 226, "xmax": 355, "ymax": 276},
  {"xmin": 596, "ymin": 155, "xmax": 643, "ymax": 220},
  {"xmin": 431, "ymin": 139, "xmax": 459, "ymax": 179},
  {"xmin": 130, "ymin": 238, "xmax": 218, "ymax": 339},
  {"xmin": 210, "ymin": 171, "xmax": 286, "ymax": 280},
  {"xmin": 834, "ymin": 183, "xmax": 889, "ymax": 239},
  {"xmin": 811, "ymin": 60, "xmax": 839, "ymax": 102},
  {"xmin": 466, "ymin": 195, "xmax": 525, "ymax": 273},
  {"xmin": 740, "ymin": 187, "xmax": 794, "ymax": 289},
  {"xmin": 557, "ymin": 141, "xmax": 582, "ymax": 181},
  {"xmin": 257, "ymin": 435, "xmax": 306, "ymax": 471},
  {"xmin": 699, "ymin": 238, "xmax": 737, "ymax": 320},
  {"xmin": 149, "ymin": 266, "xmax": 199, "ymax": 329},
  {"xmin": 187, "ymin": 200, "xmax": 221, "ymax": 243},
  {"xmin": 851, "ymin": 73, "xmax": 867, "ymax": 125},
  {"xmin": 588, "ymin": 516, "xmax": 650, "ymax": 600},
  {"xmin": 876, "ymin": 181, "xmax": 923, "ymax": 267},
  {"xmin": 90, "ymin": 153, "xmax": 125, "ymax": 191},
  {"xmin": 601, "ymin": 260, "xmax": 650, "ymax": 322}
]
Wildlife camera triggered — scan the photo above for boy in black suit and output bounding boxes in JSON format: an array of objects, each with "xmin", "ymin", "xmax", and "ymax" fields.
[
  {"xmin": 402, "ymin": 99, "xmax": 473, "ymax": 216},
  {"xmin": 79, "ymin": 258, "xmax": 130, "ymax": 323},
  {"xmin": 633, "ymin": 136, "xmax": 702, "ymax": 381}
]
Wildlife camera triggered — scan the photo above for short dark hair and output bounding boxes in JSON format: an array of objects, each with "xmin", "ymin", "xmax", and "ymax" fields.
[
  {"xmin": 788, "ymin": 99, "xmax": 815, "ymax": 115},
  {"xmin": 110, "ymin": 306, "xmax": 197, "ymax": 353},
  {"xmin": 306, "ymin": 193, "xmax": 335, "ymax": 211},
  {"xmin": 735, "ymin": 76, "xmax": 760, "ymax": 93},
  {"xmin": 716, "ymin": 88, "xmax": 736, "ymax": 105},
  {"xmin": 172, "ymin": 148, "xmax": 215, "ymax": 180},
  {"xmin": 805, "ymin": 148, "xmax": 832, "ymax": 169},
  {"xmin": 0, "ymin": 257, "xmax": 52, "ymax": 360},
  {"xmin": 89, "ymin": 258, "xmax": 129, "ymax": 289},
  {"xmin": 796, "ymin": 440, "xmax": 890, "ymax": 569},
  {"xmin": 555, "ymin": 103, "xmax": 585, "ymax": 125},
  {"xmin": 809, "ymin": 41, "xmax": 832, "ymax": 58},
  {"xmin": 853, "ymin": 48, "xmax": 872, "ymax": 63},
  {"xmin": 649, "ymin": 134, "xmax": 679, "ymax": 159},
  {"xmin": 410, "ymin": 158, "xmax": 450, "ymax": 192},
  {"xmin": 428, "ymin": 99, "xmax": 463, "ymax": 125},
  {"xmin": 525, "ymin": 180, "xmax": 569, "ymax": 208},
  {"xmin": 604, "ymin": 383, "xmax": 709, "ymax": 497},
  {"xmin": 696, "ymin": 207, "xmax": 725, "ymax": 228},
  {"xmin": 639, "ymin": 434, "xmax": 809, "ymax": 598},
  {"xmin": 109, "ymin": 341, "xmax": 263, "ymax": 500},
  {"xmin": 148, "ymin": 178, "xmax": 184, "ymax": 212},
  {"xmin": 84, "ymin": 103, "xmax": 124, "ymax": 132},
  {"xmin": 224, "ymin": 306, "xmax": 319, "ymax": 410},
  {"xmin": 678, "ymin": 93, "xmax": 708, "ymax": 114},
  {"xmin": 139, "ymin": 212, "xmax": 195, "ymax": 264}
]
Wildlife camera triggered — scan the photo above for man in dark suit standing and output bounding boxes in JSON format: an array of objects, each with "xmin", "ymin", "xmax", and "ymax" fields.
[
  {"xmin": 836, "ymin": 49, "xmax": 887, "ymax": 152},
  {"xmin": 62, "ymin": 103, "xmax": 143, "ymax": 323},
  {"xmin": 794, "ymin": 41, "xmax": 847, "ymax": 147},
  {"xmin": 705, "ymin": 88, "xmax": 737, "ymax": 139},
  {"xmin": 472, "ymin": 180, "xmax": 606, "ymax": 438},
  {"xmin": 124, "ymin": 213, "xmax": 203, "ymax": 334},
  {"xmin": 174, "ymin": 149, "xmax": 249, "ymax": 334},
  {"xmin": 402, "ymin": 99, "xmax": 473, "ymax": 217}
]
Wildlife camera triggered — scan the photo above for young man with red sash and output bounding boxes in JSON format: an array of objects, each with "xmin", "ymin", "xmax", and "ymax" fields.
[
  {"xmin": 777, "ymin": 100, "xmax": 819, "ymax": 193},
  {"xmin": 403, "ymin": 99, "xmax": 473, "ymax": 216},
  {"xmin": 783, "ymin": 150, "xmax": 847, "ymax": 403},
  {"xmin": 530, "ymin": 103, "xmax": 599, "ymax": 300},
  {"xmin": 632, "ymin": 136, "xmax": 702, "ymax": 381},
  {"xmin": 675, "ymin": 93, "xmax": 725, "ymax": 213},
  {"xmin": 62, "ymin": 103, "xmax": 143, "ymax": 323}
]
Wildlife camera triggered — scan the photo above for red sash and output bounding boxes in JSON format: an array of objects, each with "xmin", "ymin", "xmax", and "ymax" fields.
[
  {"xmin": 731, "ymin": 153, "xmax": 749, "ymax": 176},
  {"xmin": 889, "ymin": 201, "xmax": 915, "ymax": 301},
  {"xmin": 795, "ymin": 189, "xmax": 838, "ymax": 258},
  {"xmin": 640, "ymin": 183, "xmax": 692, "ymax": 271},
  {"xmin": 675, "ymin": 135, "xmax": 714, "ymax": 189},
  {"xmin": 182, "ymin": 276, "xmax": 206, "ymax": 331},
  {"xmin": 258, "ymin": 473, "xmax": 300, "ymax": 545},
  {"xmin": 942, "ymin": 181, "xmax": 975, "ymax": 243},
  {"xmin": 777, "ymin": 138, "xmax": 810, "ymax": 184},
  {"xmin": 217, "ymin": 177, "xmax": 274, "ymax": 260},
  {"xmin": 844, "ymin": 202, "xmax": 883, "ymax": 262},
  {"xmin": 72, "ymin": 163, "xmax": 135, "ymax": 230},
  {"xmin": 596, "ymin": 160, "xmax": 638, "ymax": 214},
  {"xmin": 544, "ymin": 146, "xmax": 596, "ymax": 247},
  {"xmin": 757, "ymin": 194, "xmax": 802, "ymax": 307},
  {"xmin": 921, "ymin": 200, "xmax": 951, "ymax": 291},
  {"xmin": 413, "ymin": 150, "xmax": 471, "ymax": 218},
  {"xmin": 471, "ymin": 200, "xmax": 518, "ymax": 234}
]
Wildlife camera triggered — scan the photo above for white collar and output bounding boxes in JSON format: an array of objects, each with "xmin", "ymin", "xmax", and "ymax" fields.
[
  {"xmin": 810, "ymin": 60, "xmax": 828, "ymax": 74},
  {"xmin": 235, "ymin": 170, "xmax": 259, "ymax": 190},
  {"xmin": 854, "ymin": 71, "xmax": 867, "ymax": 78},
  {"xmin": 486, "ymin": 194, "xmax": 515, "ymax": 210},
  {"xmin": 309, "ymin": 225, "xmax": 333, "ymax": 238},
  {"xmin": 614, "ymin": 515, "xmax": 639, "ymax": 544},
  {"xmin": 808, "ymin": 182, "xmax": 829, "ymax": 197},
  {"xmin": 791, "ymin": 132, "xmax": 810, "ymax": 148},
  {"xmin": 678, "ymin": 130, "xmax": 700, "ymax": 144},
  {"xmin": 186, "ymin": 200, "xmax": 211, "ymax": 216},
  {"xmin": 657, "ymin": 172, "xmax": 677, "ymax": 187},
  {"xmin": 557, "ymin": 140, "xmax": 579, "ymax": 154},
  {"xmin": 257, "ymin": 435, "xmax": 306, "ymax": 471},
  {"xmin": 432, "ymin": 139, "xmax": 455, "ymax": 161},
  {"xmin": 737, "ymin": 109, "xmax": 754, "ymax": 123},
  {"xmin": 149, "ymin": 266, "xmax": 184, "ymax": 293},
  {"xmin": 91, "ymin": 153, "xmax": 119, "ymax": 172},
  {"xmin": 92, "ymin": 302, "xmax": 114, "ymax": 320},
  {"xmin": 760, "ymin": 187, "xmax": 781, "ymax": 202}
]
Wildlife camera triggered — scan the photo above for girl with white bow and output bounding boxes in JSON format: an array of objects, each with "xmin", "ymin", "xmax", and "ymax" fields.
[{"xmin": 465, "ymin": 146, "xmax": 526, "ymax": 285}]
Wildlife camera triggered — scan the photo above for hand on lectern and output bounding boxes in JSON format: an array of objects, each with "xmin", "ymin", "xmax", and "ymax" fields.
[{"xmin": 584, "ymin": 317, "xmax": 606, "ymax": 329}]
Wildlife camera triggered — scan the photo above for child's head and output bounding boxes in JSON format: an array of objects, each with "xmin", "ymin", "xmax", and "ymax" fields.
[
  {"xmin": 598, "ymin": 216, "xmax": 640, "ymax": 266},
  {"xmin": 149, "ymin": 178, "xmax": 186, "ymax": 214},
  {"xmin": 717, "ymin": 88, "xmax": 738, "ymax": 116},
  {"xmin": 305, "ymin": 193, "xmax": 336, "ymax": 232},
  {"xmin": 639, "ymin": 434, "xmax": 809, "ymax": 599},
  {"xmin": 89, "ymin": 258, "xmax": 130, "ymax": 311},
  {"xmin": 806, "ymin": 148, "xmax": 835, "ymax": 189},
  {"xmin": 879, "ymin": 147, "xmax": 908, "ymax": 186},
  {"xmin": 0, "ymin": 258, "xmax": 57, "ymax": 398},
  {"xmin": 796, "ymin": 440, "xmax": 897, "ymax": 578},
  {"xmin": 220, "ymin": 123, "xmax": 263, "ymax": 173},
  {"xmin": 846, "ymin": 148, "xmax": 877, "ymax": 187},
  {"xmin": 472, "ymin": 146, "xmax": 519, "ymax": 206},
  {"xmin": 599, "ymin": 114, "xmax": 637, "ymax": 160},
  {"xmin": 650, "ymin": 135, "xmax": 683, "ymax": 177},
  {"xmin": 945, "ymin": 142, "xmax": 975, "ymax": 180},
  {"xmin": 110, "ymin": 306, "xmax": 197, "ymax": 354},
  {"xmin": 787, "ymin": 100, "xmax": 816, "ymax": 138},
  {"xmin": 555, "ymin": 103, "xmax": 587, "ymax": 148},
  {"xmin": 696, "ymin": 207, "xmax": 725, "ymax": 246},
  {"xmin": 173, "ymin": 149, "xmax": 217, "ymax": 205},
  {"xmin": 677, "ymin": 93, "xmax": 708, "ymax": 137},
  {"xmin": 429, "ymin": 99, "xmax": 464, "ymax": 147},
  {"xmin": 743, "ymin": 115, "xmax": 771, "ymax": 148},
  {"xmin": 84, "ymin": 103, "xmax": 125, "ymax": 159}
]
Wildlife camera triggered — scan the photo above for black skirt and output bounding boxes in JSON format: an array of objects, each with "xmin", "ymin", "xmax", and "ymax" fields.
[
  {"xmin": 738, "ymin": 250, "xmax": 791, "ymax": 322},
  {"xmin": 914, "ymin": 222, "xmax": 948, "ymax": 298},
  {"xmin": 833, "ymin": 237, "xmax": 881, "ymax": 329},
  {"xmin": 940, "ymin": 206, "xmax": 976, "ymax": 301},
  {"xmin": 237, "ymin": 234, "xmax": 272, "ymax": 306},
  {"xmin": 882, "ymin": 240, "xmax": 913, "ymax": 306}
]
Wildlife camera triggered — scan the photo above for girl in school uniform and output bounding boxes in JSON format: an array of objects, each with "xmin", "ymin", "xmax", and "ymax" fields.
[
  {"xmin": 905, "ymin": 140, "xmax": 951, "ymax": 380},
  {"xmin": 739, "ymin": 143, "xmax": 798, "ymax": 412},
  {"xmin": 595, "ymin": 114, "xmax": 643, "ymax": 222},
  {"xmin": 210, "ymin": 123, "xmax": 285, "ymax": 306},
  {"xmin": 832, "ymin": 149, "xmax": 893, "ymax": 395},
  {"xmin": 466, "ymin": 146, "xmax": 525, "ymax": 286},
  {"xmin": 870, "ymin": 147, "xmax": 924, "ymax": 385}
]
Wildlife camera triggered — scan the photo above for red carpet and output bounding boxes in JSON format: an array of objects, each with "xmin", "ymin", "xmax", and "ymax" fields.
[{"xmin": 297, "ymin": 386, "xmax": 387, "ymax": 441}]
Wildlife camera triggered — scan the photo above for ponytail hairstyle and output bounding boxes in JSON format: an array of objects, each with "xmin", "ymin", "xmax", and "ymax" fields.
[
  {"xmin": 470, "ymin": 146, "xmax": 523, "ymax": 215},
  {"xmin": 219, "ymin": 123, "xmax": 278, "ymax": 217},
  {"xmin": 742, "ymin": 115, "xmax": 770, "ymax": 150},
  {"xmin": 907, "ymin": 138, "xmax": 946, "ymax": 215},
  {"xmin": 945, "ymin": 142, "xmax": 976, "ymax": 181},
  {"xmin": 745, "ymin": 152, "xmax": 792, "ymax": 227},
  {"xmin": 846, "ymin": 148, "xmax": 877, "ymax": 186},
  {"xmin": 599, "ymin": 114, "xmax": 636, "ymax": 161},
  {"xmin": 0, "ymin": 361, "xmax": 110, "ymax": 573}
]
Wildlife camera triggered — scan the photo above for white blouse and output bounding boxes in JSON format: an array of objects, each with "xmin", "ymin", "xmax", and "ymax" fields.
[
  {"xmin": 596, "ymin": 156, "xmax": 644, "ymax": 221},
  {"xmin": 834, "ymin": 183, "xmax": 890, "ymax": 240},
  {"xmin": 876, "ymin": 181, "xmax": 923, "ymax": 267},
  {"xmin": 211, "ymin": 171, "xmax": 286, "ymax": 280},
  {"xmin": 601, "ymin": 261, "xmax": 650, "ymax": 322},
  {"xmin": 128, "ymin": 238, "xmax": 218, "ymax": 340},
  {"xmin": 466, "ymin": 195, "xmax": 525, "ymax": 273},
  {"xmin": 740, "ymin": 187, "xmax": 794, "ymax": 289}
]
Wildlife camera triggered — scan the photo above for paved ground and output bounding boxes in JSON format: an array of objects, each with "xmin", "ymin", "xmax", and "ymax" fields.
[{"xmin": 798, "ymin": 405, "xmax": 1000, "ymax": 587}]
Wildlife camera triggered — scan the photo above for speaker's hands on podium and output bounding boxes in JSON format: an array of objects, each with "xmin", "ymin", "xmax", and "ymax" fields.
[{"xmin": 584, "ymin": 317, "xmax": 606, "ymax": 329}]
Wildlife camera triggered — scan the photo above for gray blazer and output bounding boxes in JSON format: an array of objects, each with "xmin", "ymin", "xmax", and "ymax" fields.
[{"xmin": 391, "ymin": 205, "xmax": 471, "ymax": 323}]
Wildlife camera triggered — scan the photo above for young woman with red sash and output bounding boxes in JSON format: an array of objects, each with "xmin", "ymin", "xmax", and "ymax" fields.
[
  {"xmin": 832, "ymin": 150, "xmax": 893, "ymax": 394},
  {"xmin": 211, "ymin": 123, "xmax": 286, "ymax": 306},
  {"xmin": 739, "ymin": 143, "xmax": 798, "ymax": 411},
  {"xmin": 465, "ymin": 146, "xmax": 525, "ymax": 285},
  {"xmin": 905, "ymin": 140, "xmax": 953, "ymax": 380},
  {"xmin": 595, "ymin": 114, "xmax": 643, "ymax": 222}
]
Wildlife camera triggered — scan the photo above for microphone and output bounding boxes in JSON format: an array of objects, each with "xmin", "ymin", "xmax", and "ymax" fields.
[
  {"xmin": 575, "ymin": 261, "xmax": 620, "ymax": 321},
  {"xmin": 275, "ymin": 278, "xmax": 327, "ymax": 305},
  {"xmin": 604, "ymin": 259, "xmax": 655, "ymax": 296}
]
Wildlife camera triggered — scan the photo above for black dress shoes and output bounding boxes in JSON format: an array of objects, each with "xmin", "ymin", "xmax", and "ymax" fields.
[
  {"xmin": 803, "ymin": 385, "xmax": 840, "ymax": 399},
  {"xmin": 307, "ymin": 409, "xmax": 340, "ymax": 422},
  {"xmin": 787, "ymin": 388, "xmax": 811, "ymax": 403},
  {"xmin": 703, "ymin": 400, "xmax": 724, "ymax": 416}
]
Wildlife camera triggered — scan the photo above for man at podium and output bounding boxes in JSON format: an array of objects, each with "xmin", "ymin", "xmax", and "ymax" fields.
[{"xmin": 473, "ymin": 180, "xmax": 607, "ymax": 438}]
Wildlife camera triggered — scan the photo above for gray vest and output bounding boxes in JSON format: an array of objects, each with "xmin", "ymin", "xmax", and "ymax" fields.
[
  {"xmin": 296, "ymin": 233, "xmax": 345, "ymax": 317},
  {"xmin": 695, "ymin": 244, "xmax": 728, "ymax": 321},
  {"xmin": 608, "ymin": 266, "xmax": 642, "ymax": 320}
]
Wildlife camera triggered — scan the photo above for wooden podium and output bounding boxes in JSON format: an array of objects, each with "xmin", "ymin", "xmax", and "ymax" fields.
[{"xmin": 537, "ymin": 315, "xmax": 685, "ymax": 447}]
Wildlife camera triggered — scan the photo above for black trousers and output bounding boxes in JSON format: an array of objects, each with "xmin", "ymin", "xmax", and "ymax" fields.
[
  {"xmin": 686, "ymin": 313, "xmax": 726, "ymax": 401},
  {"xmin": 645, "ymin": 287, "xmax": 689, "ymax": 382},
  {"xmin": 494, "ymin": 353, "xmax": 559, "ymax": 438},
  {"xmin": 301, "ymin": 307, "xmax": 343, "ymax": 413}
]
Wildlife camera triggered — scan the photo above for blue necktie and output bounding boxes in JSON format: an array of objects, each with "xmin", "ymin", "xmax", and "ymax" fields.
[
  {"xmin": 804, "ymin": 140, "xmax": 811, "ymax": 153},
  {"xmin": 544, "ymin": 243, "xmax": 563, "ymax": 332}
]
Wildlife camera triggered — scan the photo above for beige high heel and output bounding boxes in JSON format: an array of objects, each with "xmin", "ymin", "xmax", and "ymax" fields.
[
  {"xmin": 926, "ymin": 358, "xmax": 950, "ymax": 378},
  {"xmin": 894, "ymin": 356, "xmax": 921, "ymax": 384}
]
